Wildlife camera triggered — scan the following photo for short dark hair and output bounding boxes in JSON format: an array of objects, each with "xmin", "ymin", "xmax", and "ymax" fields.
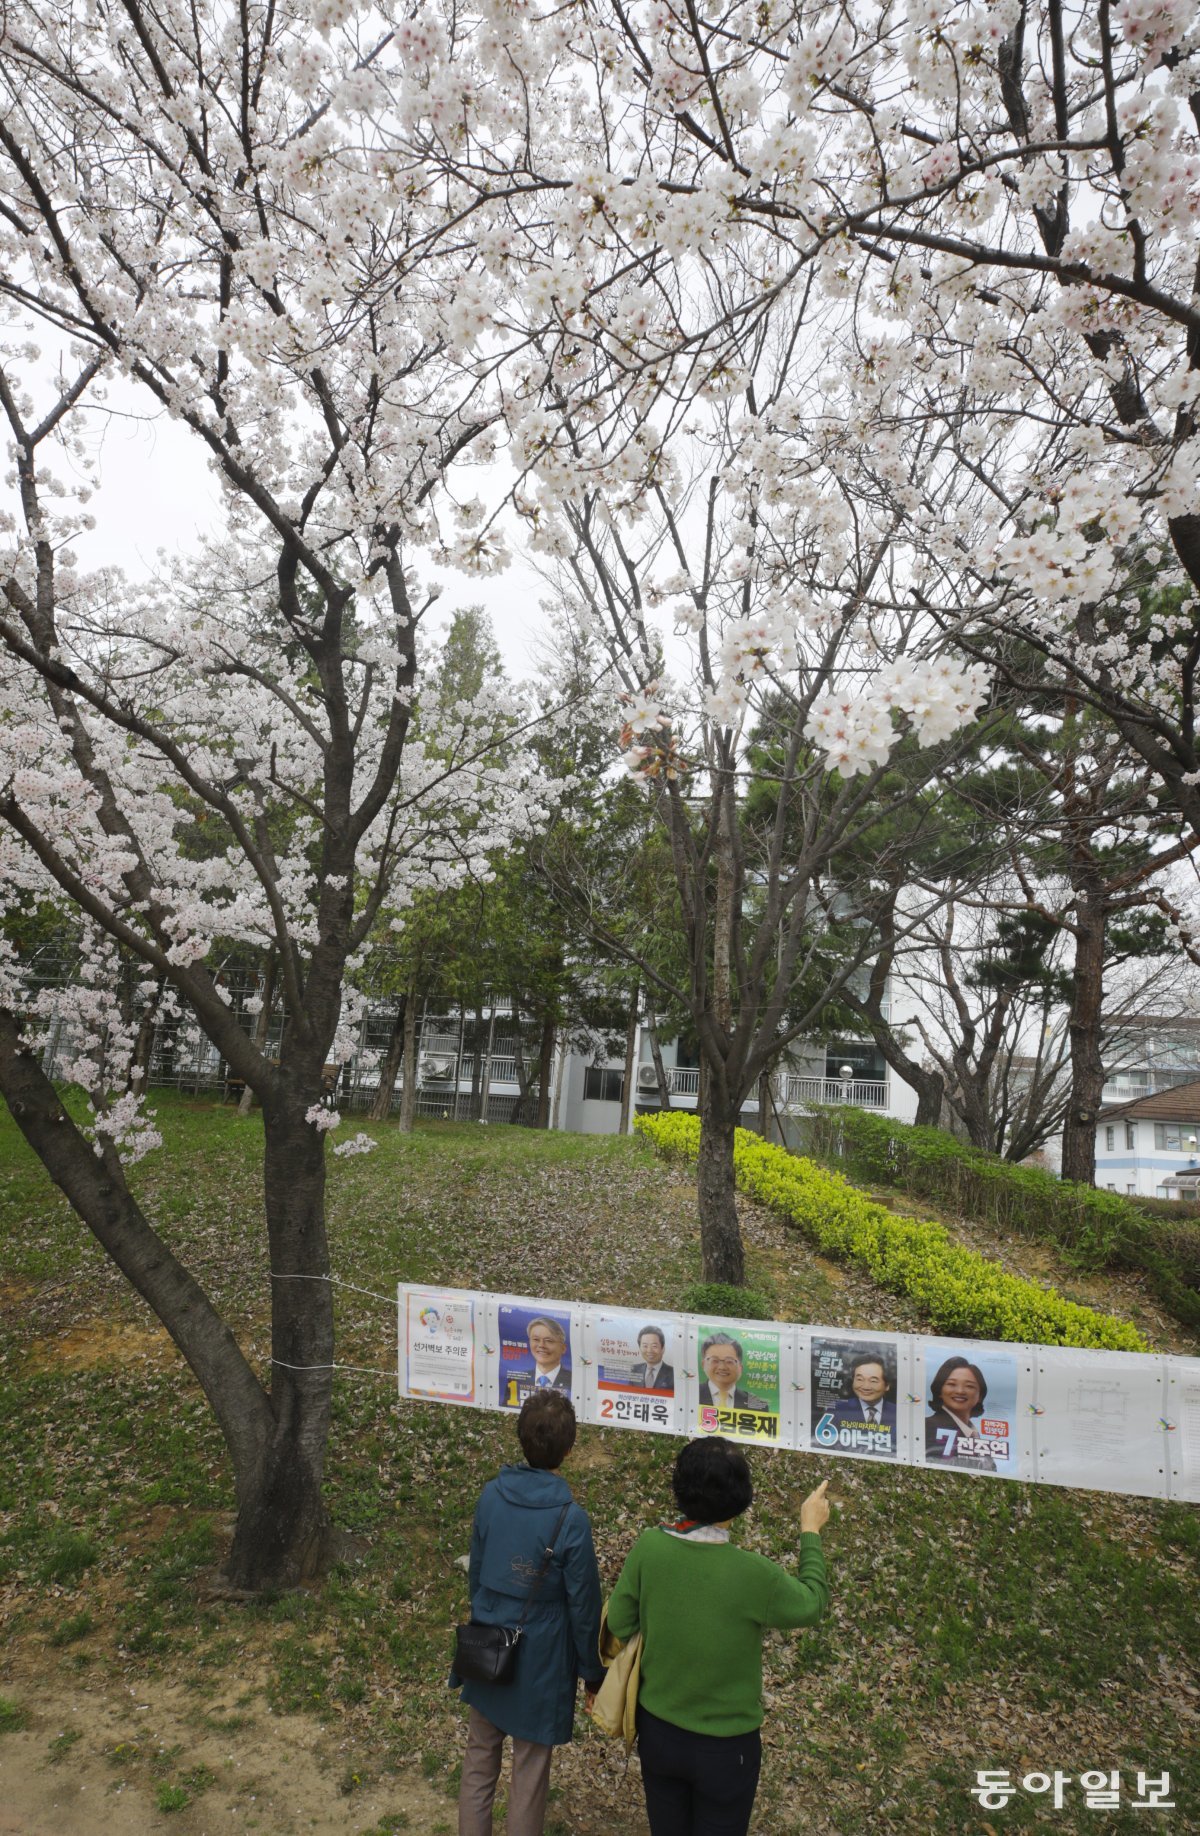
[
  {"xmin": 638, "ymin": 1325, "xmax": 666, "ymax": 1350},
  {"xmin": 928, "ymin": 1356, "xmax": 987, "ymax": 1417},
  {"xmin": 518, "ymin": 1390, "xmax": 577, "ymax": 1469},
  {"xmin": 672, "ymin": 1436, "xmax": 753, "ymax": 1523}
]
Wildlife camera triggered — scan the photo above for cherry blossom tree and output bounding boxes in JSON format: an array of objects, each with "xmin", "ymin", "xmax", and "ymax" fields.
[
  {"xmin": 0, "ymin": 0, "xmax": 564, "ymax": 1588},
  {"xmin": 571, "ymin": 1, "xmax": 1200, "ymax": 825},
  {"xmin": 517, "ymin": 288, "xmax": 990, "ymax": 1282}
]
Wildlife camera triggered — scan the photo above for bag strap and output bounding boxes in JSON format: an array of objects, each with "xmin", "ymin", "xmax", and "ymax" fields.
[{"xmin": 514, "ymin": 1500, "xmax": 572, "ymax": 1631}]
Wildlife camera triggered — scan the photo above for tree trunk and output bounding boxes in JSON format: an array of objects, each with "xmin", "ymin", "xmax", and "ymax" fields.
[
  {"xmin": 479, "ymin": 1006, "xmax": 496, "ymax": 1123},
  {"xmin": 510, "ymin": 999, "xmax": 532, "ymax": 1124},
  {"xmin": 239, "ymin": 948, "xmax": 277, "ymax": 1117},
  {"xmin": 646, "ymin": 1005, "xmax": 672, "ymax": 1110},
  {"xmin": 368, "ymin": 994, "xmax": 406, "ymax": 1122},
  {"xmin": 129, "ymin": 985, "xmax": 163, "ymax": 1095},
  {"xmin": 396, "ymin": 992, "xmax": 418, "ymax": 1134},
  {"xmin": 913, "ymin": 1072, "xmax": 946, "ymax": 1130},
  {"xmin": 0, "ymin": 1005, "xmax": 338, "ymax": 1592},
  {"xmin": 1060, "ymin": 886, "xmax": 1107, "ymax": 1185},
  {"xmin": 224, "ymin": 1074, "xmax": 335, "ymax": 1590},
  {"xmin": 697, "ymin": 1078, "xmax": 744, "ymax": 1285},
  {"xmin": 618, "ymin": 984, "xmax": 638, "ymax": 1135},
  {"xmin": 468, "ymin": 1004, "xmax": 484, "ymax": 1119},
  {"xmin": 535, "ymin": 1017, "xmax": 555, "ymax": 1129},
  {"xmin": 758, "ymin": 1068, "xmax": 772, "ymax": 1141}
]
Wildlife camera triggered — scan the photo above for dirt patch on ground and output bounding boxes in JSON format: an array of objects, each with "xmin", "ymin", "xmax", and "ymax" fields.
[
  {"xmin": 27, "ymin": 1320, "xmax": 177, "ymax": 1374},
  {"xmin": 0, "ymin": 1676, "xmax": 453, "ymax": 1836}
]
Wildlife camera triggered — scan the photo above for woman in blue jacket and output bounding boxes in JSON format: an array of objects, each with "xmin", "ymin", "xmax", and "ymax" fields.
[{"xmin": 456, "ymin": 1390, "xmax": 604, "ymax": 1835}]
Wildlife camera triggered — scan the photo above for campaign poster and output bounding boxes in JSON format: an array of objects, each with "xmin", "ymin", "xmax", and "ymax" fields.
[
  {"xmin": 590, "ymin": 1309, "xmax": 680, "ymax": 1435},
  {"xmin": 922, "ymin": 1342, "xmax": 1020, "ymax": 1477},
  {"xmin": 497, "ymin": 1300, "xmax": 576, "ymax": 1411},
  {"xmin": 810, "ymin": 1335, "xmax": 899, "ymax": 1459},
  {"xmin": 400, "ymin": 1287, "xmax": 478, "ymax": 1405},
  {"xmin": 696, "ymin": 1321, "xmax": 783, "ymax": 1445}
]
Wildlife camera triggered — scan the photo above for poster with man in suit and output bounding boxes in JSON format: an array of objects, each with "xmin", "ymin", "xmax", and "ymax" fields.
[
  {"xmin": 696, "ymin": 1325, "xmax": 782, "ymax": 1444},
  {"xmin": 498, "ymin": 1304, "xmax": 575, "ymax": 1409},
  {"xmin": 589, "ymin": 1310, "xmax": 679, "ymax": 1434},
  {"xmin": 810, "ymin": 1336, "xmax": 899, "ymax": 1458}
]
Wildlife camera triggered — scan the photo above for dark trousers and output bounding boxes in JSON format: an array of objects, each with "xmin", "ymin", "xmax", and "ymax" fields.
[{"xmin": 636, "ymin": 1704, "xmax": 762, "ymax": 1836}]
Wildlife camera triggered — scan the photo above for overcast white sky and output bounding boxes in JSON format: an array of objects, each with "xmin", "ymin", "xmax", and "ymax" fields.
[{"xmin": 18, "ymin": 366, "xmax": 554, "ymax": 681}]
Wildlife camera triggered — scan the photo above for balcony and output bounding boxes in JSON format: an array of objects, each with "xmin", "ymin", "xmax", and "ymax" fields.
[
  {"xmin": 639, "ymin": 1067, "xmax": 887, "ymax": 1110},
  {"xmin": 778, "ymin": 1074, "xmax": 888, "ymax": 1110}
]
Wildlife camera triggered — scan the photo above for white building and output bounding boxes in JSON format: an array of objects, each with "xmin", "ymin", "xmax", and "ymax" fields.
[
  {"xmin": 557, "ymin": 1019, "xmax": 919, "ymax": 1135},
  {"xmin": 1094, "ymin": 1080, "xmax": 1200, "ymax": 1198}
]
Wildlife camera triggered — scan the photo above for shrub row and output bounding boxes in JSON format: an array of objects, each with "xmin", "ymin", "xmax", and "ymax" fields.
[
  {"xmin": 803, "ymin": 1105, "xmax": 1200, "ymax": 1334},
  {"xmin": 635, "ymin": 1111, "xmax": 1147, "ymax": 1352}
]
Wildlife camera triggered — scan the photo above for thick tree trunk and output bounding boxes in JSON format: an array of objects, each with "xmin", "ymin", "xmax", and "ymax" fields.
[
  {"xmin": 1061, "ymin": 887, "xmax": 1107, "ymax": 1185},
  {"xmin": 239, "ymin": 947, "xmax": 278, "ymax": 1117},
  {"xmin": 224, "ymin": 1075, "xmax": 335, "ymax": 1590},
  {"xmin": 0, "ymin": 1004, "xmax": 278, "ymax": 1525},
  {"xmin": 697, "ymin": 1079, "xmax": 745, "ymax": 1285},
  {"xmin": 396, "ymin": 993, "xmax": 418, "ymax": 1134},
  {"xmin": 368, "ymin": 994, "xmax": 406, "ymax": 1122},
  {"xmin": 913, "ymin": 1073, "xmax": 946, "ymax": 1130}
]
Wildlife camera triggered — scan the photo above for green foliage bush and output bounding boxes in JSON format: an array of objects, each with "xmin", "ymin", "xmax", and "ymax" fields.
[
  {"xmin": 679, "ymin": 1281, "xmax": 775, "ymax": 1321},
  {"xmin": 802, "ymin": 1106, "xmax": 1200, "ymax": 1333},
  {"xmin": 636, "ymin": 1112, "xmax": 1147, "ymax": 1352}
]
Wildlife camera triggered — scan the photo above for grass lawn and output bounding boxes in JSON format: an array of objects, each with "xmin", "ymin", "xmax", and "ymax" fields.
[{"xmin": 0, "ymin": 1095, "xmax": 1197, "ymax": 1834}]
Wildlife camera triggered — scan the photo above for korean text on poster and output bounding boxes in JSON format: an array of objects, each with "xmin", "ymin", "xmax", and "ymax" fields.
[
  {"xmin": 401, "ymin": 1288, "xmax": 478, "ymax": 1405},
  {"xmin": 589, "ymin": 1310, "xmax": 679, "ymax": 1435},
  {"xmin": 810, "ymin": 1335, "xmax": 900, "ymax": 1459},
  {"xmin": 696, "ymin": 1321, "xmax": 784, "ymax": 1446},
  {"xmin": 497, "ymin": 1301, "xmax": 576, "ymax": 1410}
]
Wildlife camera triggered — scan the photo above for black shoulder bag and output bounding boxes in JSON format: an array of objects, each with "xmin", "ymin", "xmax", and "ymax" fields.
[{"xmin": 453, "ymin": 1501, "xmax": 571, "ymax": 1686}]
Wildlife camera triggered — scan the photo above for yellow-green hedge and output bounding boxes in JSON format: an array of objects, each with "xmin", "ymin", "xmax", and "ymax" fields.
[{"xmin": 635, "ymin": 1112, "xmax": 1147, "ymax": 1352}]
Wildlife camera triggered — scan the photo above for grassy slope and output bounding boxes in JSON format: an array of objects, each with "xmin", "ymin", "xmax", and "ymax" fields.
[{"xmin": 0, "ymin": 1096, "xmax": 1197, "ymax": 1835}]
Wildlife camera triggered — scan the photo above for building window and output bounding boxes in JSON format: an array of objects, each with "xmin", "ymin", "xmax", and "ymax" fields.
[
  {"xmin": 1156, "ymin": 1186, "xmax": 1170, "ymax": 1198},
  {"xmin": 584, "ymin": 1066, "xmax": 625, "ymax": 1103},
  {"xmin": 1125, "ymin": 1123, "xmax": 1137, "ymax": 1151},
  {"xmin": 1105, "ymin": 1126, "xmax": 1115, "ymax": 1151},
  {"xmin": 825, "ymin": 1042, "xmax": 887, "ymax": 1083},
  {"xmin": 1154, "ymin": 1123, "xmax": 1200, "ymax": 1152},
  {"xmin": 1126, "ymin": 1184, "xmax": 1136, "ymax": 1195},
  {"xmin": 1106, "ymin": 1183, "xmax": 1117, "ymax": 1191}
]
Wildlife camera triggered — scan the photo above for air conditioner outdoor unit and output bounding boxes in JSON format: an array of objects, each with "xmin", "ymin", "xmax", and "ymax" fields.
[
  {"xmin": 636, "ymin": 1063, "xmax": 660, "ymax": 1091},
  {"xmin": 419, "ymin": 1053, "xmax": 455, "ymax": 1081}
]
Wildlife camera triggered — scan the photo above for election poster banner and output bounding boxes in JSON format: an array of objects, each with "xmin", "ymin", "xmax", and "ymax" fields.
[
  {"xmin": 809, "ymin": 1333, "xmax": 902, "ymax": 1460},
  {"xmin": 495, "ymin": 1298, "xmax": 580, "ymax": 1411},
  {"xmin": 921, "ymin": 1340, "xmax": 1026, "ymax": 1479},
  {"xmin": 398, "ymin": 1286, "xmax": 479, "ymax": 1405},
  {"xmin": 584, "ymin": 1309, "xmax": 681, "ymax": 1435},
  {"xmin": 393, "ymin": 1286, "xmax": 1186, "ymax": 1501},
  {"xmin": 693, "ymin": 1319, "xmax": 789, "ymax": 1447}
]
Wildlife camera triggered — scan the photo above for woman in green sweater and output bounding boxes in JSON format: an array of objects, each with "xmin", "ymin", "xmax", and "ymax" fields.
[{"xmin": 605, "ymin": 1437, "xmax": 831, "ymax": 1836}]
